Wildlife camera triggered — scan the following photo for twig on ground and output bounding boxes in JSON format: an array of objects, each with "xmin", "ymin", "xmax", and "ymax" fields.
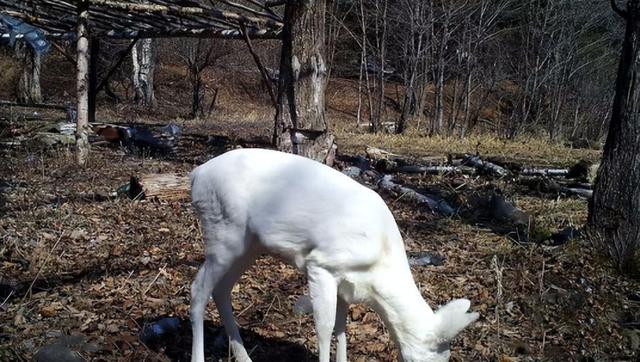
[
  {"xmin": 22, "ymin": 232, "xmax": 64, "ymax": 301},
  {"xmin": 141, "ymin": 263, "xmax": 168, "ymax": 297}
]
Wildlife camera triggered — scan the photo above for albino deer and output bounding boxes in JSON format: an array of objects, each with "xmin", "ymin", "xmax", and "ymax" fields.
[{"xmin": 190, "ymin": 148, "xmax": 478, "ymax": 362}]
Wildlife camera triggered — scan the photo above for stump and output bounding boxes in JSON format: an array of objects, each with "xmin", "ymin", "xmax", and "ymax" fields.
[{"xmin": 129, "ymin": 174, "xmax": 190, "ymax": 202}]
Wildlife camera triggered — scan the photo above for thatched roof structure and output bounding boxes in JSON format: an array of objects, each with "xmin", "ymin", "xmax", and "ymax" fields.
[{"xmin": 0, "ymin": 0, "xmax": 283, "ymax": 39}]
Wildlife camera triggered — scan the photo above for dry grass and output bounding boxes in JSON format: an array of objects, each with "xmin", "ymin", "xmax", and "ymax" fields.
[{"xmin": 332, "ymin": 130, "xmax": 600, "ymax": 167}]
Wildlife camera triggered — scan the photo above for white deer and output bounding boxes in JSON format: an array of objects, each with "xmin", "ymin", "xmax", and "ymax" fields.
[{"xmin": 189, "ymin": 148, "xmax": 478, "ymax": 362}]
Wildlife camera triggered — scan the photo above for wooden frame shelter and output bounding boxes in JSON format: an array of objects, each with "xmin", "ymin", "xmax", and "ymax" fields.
[
  {"xmin": 0, "ymin": 0, "xmax": 283, "ymax": 39},
  {"xmin": 1, "ymin": 0, "xmax": 283, "ymax": 164}
]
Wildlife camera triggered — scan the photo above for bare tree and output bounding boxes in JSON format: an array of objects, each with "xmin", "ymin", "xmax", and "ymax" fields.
[
  {"xmin": 131, "ymin": 38, "xmax": 156, "ymax": 107},
  {"xmin": 357, "ymin": 0, "xmax": 390, "ymax": 133},
  {"xmin": 394, "ymin": 0, "xmax": 431, "ymax": 133},
  {"xmin": 172, "ymin": 39, "xmax": 230, "ymax": 118},
  {"xmin": 274, "ymin": 0, "xmax": 336, "ymax": 164},
  {"xmin": 15, "ymin": 43, "xmax": 42, "ymax": 104},
  {"xmin": 588, "ymin": 0, "xmax": 640, "ymax": 272},
  {"xmin": 450, "ymin": 0, "xmax": 509, "ymax": 137}
]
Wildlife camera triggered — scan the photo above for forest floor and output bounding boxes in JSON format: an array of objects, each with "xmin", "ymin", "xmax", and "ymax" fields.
[
  {"xmin": 0, "ymin": 55, "xmax": 639, "ymax": 360},
  {"xmin": 1, "ymin": 109, "xmax": 639, "ymax": 362}
]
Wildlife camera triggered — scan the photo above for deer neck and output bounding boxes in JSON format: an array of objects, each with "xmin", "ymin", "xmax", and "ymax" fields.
[{"xmin": 368, "ymin": 271, "xmax": 435, "ymax": 360}]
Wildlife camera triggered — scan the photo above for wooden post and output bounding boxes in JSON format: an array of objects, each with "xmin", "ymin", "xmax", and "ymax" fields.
[
  {"xmin": 88, "ymin": 38, "xmax": 99, "ymax": 124},
  {"xmin": 76, "ymin": 1, "xmax": 90, "ymax": 165}
]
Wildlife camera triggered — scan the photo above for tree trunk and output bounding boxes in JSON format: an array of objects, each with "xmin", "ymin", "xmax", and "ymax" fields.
[
  {"xmin": 132, "ymin": 38, "xmax": 156, "ymax": 107},
  {"xmin": 16, "ymin": 44, "xmax": 42, "ymax": 104},
  {"xmin": 432, "ymin": 60, "xmax": 445, "ymax": 135},
  {"xmin": 75, "ymin": 2, "xmax": 90, "ymax": 166},
  {"xmin": 274, "ymin": 0, "xmax": 336, "ymax": 165},
  {"xmin": 588, "ymin": 1, "xmax": 640, "ymax": 272}
]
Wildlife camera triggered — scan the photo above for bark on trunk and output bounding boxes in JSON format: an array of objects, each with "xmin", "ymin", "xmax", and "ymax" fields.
[
  {"xmin": 274, "ymin": 0, "xmax": 336, "ymax": 165},
  {"xmin": 132, "ymin": 38, "xmax": 156, "ymax": 107},
  {"xmin": 16, "ymin": 44, "xmax": 42, "ymax": 104},
  {"xmin": 75, "ymin": 2, "xmax": 90, "ymax": 166},
  {"xmin": 588, "ymin": 1, "xmax": 640, "ymax": 271}
]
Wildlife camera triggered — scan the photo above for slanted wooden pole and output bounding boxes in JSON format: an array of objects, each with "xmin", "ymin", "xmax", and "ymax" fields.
[
  {"xmin": 76, "ymin": 1, "xmax": 90, "ymax": 165},
  {"xmin": 88, "ymin": 38, "xmax": 99, "ymax": 124},
  {"xmin": 96, "ymin": 37, "xmax": 139, "ymax": 94},
  {"xmin": 240, "ymin": 23, "xmax": 277, "ymax": 107}
]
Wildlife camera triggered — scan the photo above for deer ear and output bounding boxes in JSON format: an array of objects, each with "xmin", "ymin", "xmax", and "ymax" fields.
[{"xmin": 433, "ymin": 299, "xmax": 479, "ymax": 342}]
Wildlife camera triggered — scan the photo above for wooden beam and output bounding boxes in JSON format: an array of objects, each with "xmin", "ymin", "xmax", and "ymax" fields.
[
  {"xmin": 0, "ymin": 100, "xmax": 68, "ymax": 110},
  {"xmin": 76, "ymin": 0, "xmax": 91, "ymax": 165},
  {"xmin": 4, "ymin": 28, "xmax": 281, "ymax": 41},
  {"xmin": 88, "ymin": 0, "xmax": 283, "ymax": 27},
  {"xmin": 101, "ymin": 27, "xmax": 281, "ymax": 39},
  {"xmin": 0, "ymin": 0, "xmax": 283, "ymax": 40}
]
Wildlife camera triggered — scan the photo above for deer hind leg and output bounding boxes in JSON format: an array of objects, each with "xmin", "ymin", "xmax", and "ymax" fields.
[
  {"xmin": 307, "ymin": 265, "xmax": 338, "ymax": 362},
  {"xmin": 190, "ymin": 246, "xmax": 258, "ymax": 362},
  {"xmin": 212, "ymin": 249, "xmax": 259, "ymax": 362},
  {"xmin": 191, "ymin": 258, "xmax": 220, "ymax": 362},
  {"xmin": 334, "ymin": 296, "xmax": 349, "ymax": 362}
]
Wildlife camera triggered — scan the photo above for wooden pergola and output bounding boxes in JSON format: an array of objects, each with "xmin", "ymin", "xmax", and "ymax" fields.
[
  {"xmin": 2, "ymin": 0, "xmax": 336, "ymax": 166},
  {"xmin": 0, "ymin": 0, "xmax": 283, "ymax": 39},
  {"xmin": 1, "ymin": 0, "xmax": 284, "ymax": 165}
]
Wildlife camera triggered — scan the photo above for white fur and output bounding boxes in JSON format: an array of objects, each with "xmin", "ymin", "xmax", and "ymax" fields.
[{"xmin": 189, "ymin": 148, "xmax": 479, "ymax": 362}]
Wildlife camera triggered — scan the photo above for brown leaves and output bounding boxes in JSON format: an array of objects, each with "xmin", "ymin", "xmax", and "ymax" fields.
[
  {"xmin": 349, "ymin": 304, "xmax": 366, "ymax": 321},
  {"xmin": 0, "ymin": 136, "xmax": 638, "ymax": 361},
  {"xmin": 39, "ymin": 303, "xmax": 62, "ymax": 318}
]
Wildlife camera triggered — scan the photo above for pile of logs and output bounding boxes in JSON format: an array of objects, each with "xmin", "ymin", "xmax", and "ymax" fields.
[
  {"xmin": 119, "ymin": 146, "xmax": 592, "ymax": 246},
  {"xmin": 363, "ymin": 146, "xmax": 595, "ymax": 199}
]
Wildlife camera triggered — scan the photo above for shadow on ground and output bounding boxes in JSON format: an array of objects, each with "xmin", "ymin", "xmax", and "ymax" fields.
[{"xmin": 139, "ymin": 317, "xmax": 316, "ymax": 362}]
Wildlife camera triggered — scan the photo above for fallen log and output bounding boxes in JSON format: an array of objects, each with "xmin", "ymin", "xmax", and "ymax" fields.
[
  {"xmin": 365, "ymin": 146, "xmax": 449, "ymax": 172},
  {"xmin": 365, "ymin": 145, "xmax": 398, "ymax": 159},
  {"xmin": 490, "ymin": 192, "xmax": 533, "ymax": 227},
  {"xmin": 463, "ymin": 155, "xmax": 509, "ymax": 177},
  {"xmin": 378, "ymin": 175, "xmax": 455, "ymax": 216},
  {"xmin": 518, "ymin": 160, "xmax": 596, "ymax": 180},
  {"xmin": 490, "ymin": 192, "xmax": 535, "ymax": 242},
  {"xmin": 393, "ymin": 165, "xmax": 475, "ymax": 175},
  {"xmin": 520, "ymin": 167, "xmax": 570, "ymax": 177},
  {"xmin": 128, "ymin": 174, "xmax": 190, "ymax": 202},
  {"xmin": 517, "ymin": 177, "xmax": 592, "ymax": 198},
  {"xmin": 559, "ymin": 186, "xmax": 592, "ymax": 198},
  {"xmin": 341, "ymin": 166, "xmax": 455, "ymax": 216}
]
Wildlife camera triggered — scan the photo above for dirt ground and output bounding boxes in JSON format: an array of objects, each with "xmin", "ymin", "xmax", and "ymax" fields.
[
  {"xmin": 0, "ymin": 53, "xmax": 639, "ymax": 360},
  {"xmin": 1, "ymin": 110, "xmax": 639, "ymax": 362}
]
